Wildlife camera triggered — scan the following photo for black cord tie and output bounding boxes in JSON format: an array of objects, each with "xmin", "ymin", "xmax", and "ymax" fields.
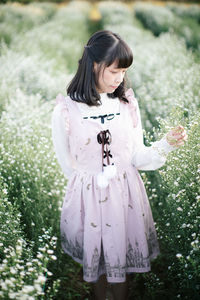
[
  {"xmin": 97, "ymin": 130, "xmax": 112, "ymax": 171},
  {"xmin": 96, "ymin": 130, "xmax": 117, "ymax": 188}
]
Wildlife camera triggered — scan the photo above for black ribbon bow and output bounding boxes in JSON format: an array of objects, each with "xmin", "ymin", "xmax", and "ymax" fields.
[{"xmin": 97, "ymin": 130, "xmax": 112, "ymax": 171}]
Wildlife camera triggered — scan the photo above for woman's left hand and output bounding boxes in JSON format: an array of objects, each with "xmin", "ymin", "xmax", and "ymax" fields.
[{"xmin": 166, "ymin": 125, "xmax": 188, "ymax": 147}]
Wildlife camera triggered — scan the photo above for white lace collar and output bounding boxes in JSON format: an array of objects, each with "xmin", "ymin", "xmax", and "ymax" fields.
[{"xmin": 75, "ymin": 93, "xmax": 120, "ymax": 117}]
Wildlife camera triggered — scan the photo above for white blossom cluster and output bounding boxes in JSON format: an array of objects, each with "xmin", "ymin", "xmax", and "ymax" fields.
[
  {"xmin": 134, "ymin": 2, "xmax": 200, "ymax": 52},
  {"xmin": 0, "ymin": 1, "xmax": 92, "ymax": 298},
  {"xmin": 0, "ymin": 183, "xmax": 59, "ymax": 299}
]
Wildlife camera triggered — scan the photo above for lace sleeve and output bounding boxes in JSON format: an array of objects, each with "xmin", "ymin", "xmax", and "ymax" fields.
[
  {"xmin": 125, "ymin": 88, "xmax": 176, "ymax": 171},
  {"xmin": 51, "ymin": 94, "xmax": 75, "ymax": 178},
  {"xmin": 55, "ymin": 93, "xmax": 70, "ymax": 134},
  {"xmin": 125, "ymin": 88, "xmax": 139, "ymax": 128}
]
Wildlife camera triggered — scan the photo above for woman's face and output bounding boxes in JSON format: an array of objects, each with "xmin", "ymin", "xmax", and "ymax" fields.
[{"xmin": 94, "ymin": 60, "xmax": 128, "ymax": 94}]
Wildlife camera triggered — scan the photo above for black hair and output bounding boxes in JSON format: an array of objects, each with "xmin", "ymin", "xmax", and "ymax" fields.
[{"xmin": 67, "ymin": 30, "xmax": 133, "ymax": 106}]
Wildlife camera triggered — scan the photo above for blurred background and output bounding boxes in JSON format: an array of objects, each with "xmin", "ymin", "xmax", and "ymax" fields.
[{"xmin": 0, "ymin": 1, "xmax": 199, "ymax": 299}]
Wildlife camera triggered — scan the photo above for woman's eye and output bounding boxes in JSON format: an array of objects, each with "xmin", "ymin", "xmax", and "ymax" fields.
[{"xmin": 110, "ymin": 69, "xmax": 127, "ymax": 74}]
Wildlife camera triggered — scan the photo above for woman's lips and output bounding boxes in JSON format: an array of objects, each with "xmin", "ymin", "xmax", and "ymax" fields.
[{"xmin": 111, "ymin": 86, "xmax": 118, "ymax": 89}]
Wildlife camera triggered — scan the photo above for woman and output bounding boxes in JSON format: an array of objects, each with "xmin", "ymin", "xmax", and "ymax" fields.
[{"xmin": 52, "ymin": 30, "xmax": 187, "ymax": 300}]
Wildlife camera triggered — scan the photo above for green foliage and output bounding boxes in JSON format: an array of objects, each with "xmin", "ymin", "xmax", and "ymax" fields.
[
  {"xmin": 0, "ymin": 2, "xmax": 57, "ymax": 45},
  {"xmin": 0, "ymin": 46, "xmax": 71, "ymax": 114},
  {"xmin": 155, "ymin": 111, "xmax": 200, "ymax": 299},
  {"xmin": 0, "ymin": 1, "xmax": 199, "ymax": 299},
  {"xmin": 0, "ymin": 1, "xmax": 92, "ymax": 299},
  {"xmin": 0, "ymin": 176, "xmax": 60, "ymax": 299},
  {"xmin": 167, "ymin": 3, "xmax": 200, "ymax": 23},
  {"xmin": 134, "ymin": 3, "xmax": 200, "ymax": 52},
  {"xmin": 0, "ymin": 89, "xmax": 64, "ymax": 246},
  {"xmin": 134, "ymin": 3, "xmax": 177, "ymax": 36}
]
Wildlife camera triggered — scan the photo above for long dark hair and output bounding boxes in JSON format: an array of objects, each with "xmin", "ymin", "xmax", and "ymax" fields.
[{"xmin": 67, "ymin": 30, "xmax": 133, "ymax": 106}]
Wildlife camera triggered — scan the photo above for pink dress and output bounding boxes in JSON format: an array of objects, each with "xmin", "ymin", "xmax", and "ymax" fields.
[{"xmin": 51, "ymin": 88, "xmax": 175, "ymax": 283}]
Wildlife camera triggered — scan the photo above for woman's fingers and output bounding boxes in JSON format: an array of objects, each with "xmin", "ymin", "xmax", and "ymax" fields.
[
  {"xmin": 183, "ymin": 134, "xmax": 188, "ymax": 141},
  {"xmin": 166, "ymin": 126, "xmax": 188, "ymax": 147},
  {"xmin": 173, "ymin": 131, "xmax": 187, "ymax": 141}
]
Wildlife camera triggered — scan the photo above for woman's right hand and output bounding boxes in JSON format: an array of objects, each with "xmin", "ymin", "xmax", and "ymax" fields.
[{"xmin": 166, "ymin": 125, "xmax": 188, "ymax": 148}]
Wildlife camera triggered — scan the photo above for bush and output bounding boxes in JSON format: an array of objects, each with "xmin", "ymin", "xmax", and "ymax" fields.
[
  {"xmin": 0, "ymin": 2, "xmax": 92, "ymax": 298},
  {"xmin": 9, "ymin": 1, "xmax": 91, "ymax": 73},
  {"xmin": 0, "ymin": 178, "xmax": 60, "ymax": 299},
  {"xmin": 134, "ymin": 2, "xmax": 200, "ymax": 52},
  {"xmin": 0, "ymin": 46, "xmax": 71, "ymax": 114},
  {"xmin": 167, "ymin": 3, "xmax": 200, "ymax": 23},
  {"xmin": 154, "ymin": 110, "xmax": 200, "ymax": 299},
  {"xmin": 134, "ymin": 3, "xmax": 178, "ymax": 36},
  {"xmin": 0, "ymin": 89, "xmax": 65, "ymax": 243},
  {"xmin": 0, "ymin": 2, "xmax": 57, "ymax": 45}
]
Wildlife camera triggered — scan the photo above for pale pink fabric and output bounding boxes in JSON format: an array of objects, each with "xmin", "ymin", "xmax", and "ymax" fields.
[
  {"xmin": 59, "ymin": 91, "xmax": 160, "ymax": 283},
  {"xmin": 126, "ymin": 88, "xmax": 138, "ymax": 128}
]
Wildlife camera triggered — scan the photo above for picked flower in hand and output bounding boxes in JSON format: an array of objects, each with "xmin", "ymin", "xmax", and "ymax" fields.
[{"xmin": 166, "ymin": 125, "xmax": 188, "ymax": 147}]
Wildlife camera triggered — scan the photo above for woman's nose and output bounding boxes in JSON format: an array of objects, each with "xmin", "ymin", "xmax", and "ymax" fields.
[{"xmin": 115, "ymin": 72, "xmax": 124, "ymax": 83}]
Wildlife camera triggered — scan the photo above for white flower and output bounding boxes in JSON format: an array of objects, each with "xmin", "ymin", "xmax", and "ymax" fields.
[
  {"xmin": 17, "ymin": 295, "xmax": 29, "ymax": 300},
  {"xmin": 38, "ymin": 247, "xmax": 46, "ymax": 252},
  {"xmin": 177, "ymin": 207, "xmax": 183, "ymax": 212},
  {"xmin": 37, "ymin": 253, "xmax": 43, "ymax": 259},
  {"xmin": 5, "ymin": 279, "xmax": 13, "ymax": 286},
  {"xmin": 8, "ymin": 292, "xmax": 17, "ymax": 299},
  {"xmin": 1, "ymin": 282, "xmax": 7, "ymax": 290},
  {"xmin": 47, "ymin": 271, "xmax": 53, "ymax": 276},
  {"xmin": 22, "ymin": 285, "xmax": 34, "ymax": 293},
  {"xmin": 10, "ymin": 267, "xmax": 17, "ymax": 275},
  {"xmin": 36, "ymin": 275, "xmax": 46, "ymax": 284},
  {"xmin": 16, "ymin": 245, "xmax": 22, "ymax": 255},
  {"xmin": 34, "ymin": 283, "xmax": 42, "ymax": 292},
  {"xmin": 176, "ymin": 253, "xmax": 182, "ymax": 258},
  {"xmin": 47, "ymin": 249, "xmax": 54, "ymax": 254},
  {"xmin": 28, "ymin": 267, "xmax": 35, "ymax": 272}
]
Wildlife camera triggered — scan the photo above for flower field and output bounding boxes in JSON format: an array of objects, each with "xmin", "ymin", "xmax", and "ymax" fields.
[{"xmin": 0, "ymin": 1, "xmax": 199, "ymax": 299}]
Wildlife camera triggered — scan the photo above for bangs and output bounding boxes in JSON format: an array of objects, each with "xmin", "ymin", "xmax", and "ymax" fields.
[{"xmin": 105, "ymin": 40, "xmax": 133, "ymax": 69}]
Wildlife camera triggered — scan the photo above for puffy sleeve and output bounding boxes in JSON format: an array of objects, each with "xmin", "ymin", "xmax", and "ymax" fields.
[
  {"xmin": 125, "ymin": 88, "xmax": 176, "ymax": 171},
  {"xmin": 51, "ymin": 94, "xmax": 75, "ymax": 178}
]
